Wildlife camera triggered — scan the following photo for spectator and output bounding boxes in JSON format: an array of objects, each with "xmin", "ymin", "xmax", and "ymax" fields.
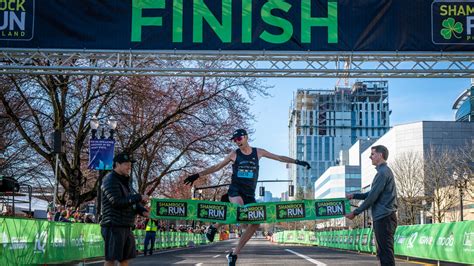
[
  {"xmin": 84, "ymin": 214, "xmax": 95, "ymax": 223},
  {"xmin": 59, "ymin": 211, "xmax": 71, "ymax": 223},
  {"xmin": 100, "ymin": 152, "xmax": 149, "ymax": 266},
  {"xmin": 143, "ymin": 217, "xmax": 159, "ymax": 256}
]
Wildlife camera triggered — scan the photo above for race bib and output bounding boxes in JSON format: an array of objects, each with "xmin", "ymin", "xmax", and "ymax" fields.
[{"xmin": 237, "ymin": 170, "xmax": 254, "ymax": 178}]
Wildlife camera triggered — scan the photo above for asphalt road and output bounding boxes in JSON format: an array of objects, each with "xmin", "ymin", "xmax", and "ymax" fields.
[{"xmin": 85, "ymin": 237, "xmax": 428, "ymax": 266}]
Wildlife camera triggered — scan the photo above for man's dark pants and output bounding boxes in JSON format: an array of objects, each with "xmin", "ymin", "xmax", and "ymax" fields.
[
  {"xmin": 144, "ymin": 231, "xmax": 156, "ymax": 255},
  {"xmin": 373, "ymin": 212, "xmax": 397, "ymax": 266},
  {"xmin": 101, "ymin": 227, "xmax": 136, "ymax": 262}
]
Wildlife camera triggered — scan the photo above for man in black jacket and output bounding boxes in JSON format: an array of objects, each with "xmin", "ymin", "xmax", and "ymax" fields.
[{"xmin": 100, "ymin": 153, "xmax": 149, "ymax": 266}]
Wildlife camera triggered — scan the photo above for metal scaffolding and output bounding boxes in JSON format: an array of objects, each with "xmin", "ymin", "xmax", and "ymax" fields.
[{"xmin": 0, "ymin": 49, "xmax": 473, "ymax": 78}]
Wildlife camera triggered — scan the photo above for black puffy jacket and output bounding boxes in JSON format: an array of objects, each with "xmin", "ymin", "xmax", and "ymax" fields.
[{"xmin": 100, "ymin": 171, "xmax": 146, "ymax": 227}]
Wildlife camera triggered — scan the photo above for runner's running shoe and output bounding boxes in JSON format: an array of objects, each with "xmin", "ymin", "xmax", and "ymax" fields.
[
  {"xmin": 206, "ymin": 225, "xmax": 218, "ymax": 242},
  {"xmin": 226, "ymin": 252, "xmax": 238, "ymax": 266}
]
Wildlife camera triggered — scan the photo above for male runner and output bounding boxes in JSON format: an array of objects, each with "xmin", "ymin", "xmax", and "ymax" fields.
[{"xmin": 184, "ymin": 129, "xmax": 310, "ymax": 266}]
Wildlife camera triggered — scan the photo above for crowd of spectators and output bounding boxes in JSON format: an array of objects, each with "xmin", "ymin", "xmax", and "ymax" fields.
[
  {"xmin": 134, "ymin": 217, "xmax": 207, "ymax": 233},
  {"xmin": 47, "ymin": 205, "xmax": 95, "ymax": 223}
]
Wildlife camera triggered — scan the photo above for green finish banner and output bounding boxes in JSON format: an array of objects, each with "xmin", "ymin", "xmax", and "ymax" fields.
[
  {"xmin": 273, "ymin": 220, "xmax": 474, "ymax": 264},
  {"xmin": 3, "ymin": 0, "xmax": 474, "ymax": 52},
  {"xmin": 0, "ymin": 217, "xmax": 212, "ymax": 265},
  {"xmin": 151, "ymin": 198, "xmax": 350, "ymax": 224}
]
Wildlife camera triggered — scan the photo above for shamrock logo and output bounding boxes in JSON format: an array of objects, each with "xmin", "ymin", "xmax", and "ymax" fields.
[
  {"xmin": 200, "ymin": 209, "xmax": 208, "ymax": 217},
  {"xmin": 278, "ymin": 210, "xmax": 287, "ymax": 218},
  {"xmin": 228, "ymin": 205, "xmax": 236, "ymax": 213},
  {"xmin": 159, "ymin": 207, "xmax": 167, "ymax": 215},
  {"xmin": 441, "ymin": 18, "xmax": 463, "ymax": 40},
  {"xmin": 239, "ymin": 213, "xmax": 248, "ymax": 220},
  {"xmin": 318, "ymin": 207, "xmax": 326, "ymax": 216}
]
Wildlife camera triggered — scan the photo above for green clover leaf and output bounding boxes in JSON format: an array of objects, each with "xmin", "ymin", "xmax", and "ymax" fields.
[
  {"xmin": 279, "ymin": 210, "xmax": 287, "ymax": 218},
  {"xmin": 159, "ymin": 207, "xmax": 167, "ymax": 215},
  {"xmin": 441, "ymin": 18, "xmax": 463, "ymax": 40},
  {"xmin": 318, "ymin": 208, "xmax": 326, "ymax": 216},
  {"xmin": 200, "ymin": 209, "xmax": 208, "ymax": 217},
  {"xmin": 239, "ymin": 213, "xmax": 248, "ymax": 220}
]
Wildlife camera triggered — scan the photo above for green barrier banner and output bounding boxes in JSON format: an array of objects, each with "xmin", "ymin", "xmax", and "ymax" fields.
[
  {"xmin": 393, "ymin": 221, "xmax": 474, "ymax": 265},
  {"xmin": 273, "ymin": 221, "xmax": 473, "ymax": 264},
  {"xmin": 0, "ymin": 218, "xmax": 104, "ymax": 265},
  {"xmin": 151, "ymin": 198, "xmax": 350, "ymax": 224},
  {"xmin": 0, "ymin": 217, "xmax": 214, "ymax": 264}
]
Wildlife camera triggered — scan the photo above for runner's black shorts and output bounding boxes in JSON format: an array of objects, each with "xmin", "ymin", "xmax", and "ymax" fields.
[
  {"xmin": 227, "ymin": 186, "xmax": 256, "ymax": 205},
  {"xmin": 101, "ymin": 226, "xmax": 136, "ymax": 262}
]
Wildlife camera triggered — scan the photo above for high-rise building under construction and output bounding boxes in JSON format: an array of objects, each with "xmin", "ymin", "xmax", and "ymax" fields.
[{"xmin": 288, "ymin": 81, "xmax": 390, "ymax": 198}]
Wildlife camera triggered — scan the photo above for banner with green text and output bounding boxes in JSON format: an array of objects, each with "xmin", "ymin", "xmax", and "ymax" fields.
[
  {"xmin": 2, "ymin": 0, "xmax": 474, "ymax": 52},
  {"xmin": 0, "ymin": 217, "xmax": 212, "ymax": 265},
  {"xmin": 151, "ymin": 198, "xmax": 350, "ymax": 224},
  {"xmin": 0, "ymin": 218, "xmax": 103, "ymax": 265},
  {"xmin": 272, "ymin": 220, "xmax": 474, "ymax": 265}
]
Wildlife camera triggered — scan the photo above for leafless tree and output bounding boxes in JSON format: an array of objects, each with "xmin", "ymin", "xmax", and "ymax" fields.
[
  {"xmin": 1, "ymin": 72, "xmax": 123, "ymax": 207},
  {"xmin": 1, "ymin": 62, "xmax": 269, "ymax": 207},
  {"xmin": 391, "ymin": 151, "xmax": 425, "ymax": 225},
  {"xmin": 424, "ymin": 145, "xmax": 462, "ymax": 223},
  {"xmin": 108, "ymin": 74, "xmax": 268, "ymax": 199}
]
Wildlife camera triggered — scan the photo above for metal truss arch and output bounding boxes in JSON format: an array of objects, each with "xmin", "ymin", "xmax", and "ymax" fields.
[{"xmin": 0, "ymin": 49, "xmax": 473, "ymax": 78}]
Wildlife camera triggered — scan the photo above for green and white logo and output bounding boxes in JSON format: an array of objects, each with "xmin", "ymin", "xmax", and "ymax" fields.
[
  {"xmin": 197, "ymin": 203, "xmax": 227, "ymax": 221},
  {"xmin": 276, "ymin": 203, "xmax": 305, "ymax": 220},
  {"xmin": 157, "ymin": 201, "xmax": 187, "ymax": 218},
  {"xmin": 314, "ymin": 200, "xmax": 346, "ymax": 218},
  {"xmin": 407, "ymin": 232, "xmax": 418, "ymax": 249},
  {"xmin": 34, "ymin": 231, "xmax": 48, "ymax": 253},
  {"xmin": 432, "ymin": 0, "xmax": 474, "ymax": 44},
  {"xmin": 237, "ymin": 205, "xmax": 266, "ymax": 222},
  {"xmin": 441, "ymin": 18, "xmax": 464, "ymax": 39},
  {"xmin": 463, "ymin": 232, "xmax": 474, "ymax": 251}
]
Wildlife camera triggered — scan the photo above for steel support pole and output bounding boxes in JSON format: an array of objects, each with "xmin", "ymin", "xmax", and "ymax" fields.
[{"xmin": 53, "ymin": 153, "xmax": 59, "ymax": 210}]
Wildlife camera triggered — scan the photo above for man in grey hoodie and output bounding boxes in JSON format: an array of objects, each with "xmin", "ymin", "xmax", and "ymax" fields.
[{"xmin": 345, "ymin": 145, "xmax": 398, "ymax": 266}]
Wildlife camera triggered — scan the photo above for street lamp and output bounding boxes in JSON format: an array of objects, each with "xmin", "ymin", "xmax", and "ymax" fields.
[
  {"xmin": 107, "ymin": 116, "xmax": 117, "ymax": 139},
  {"xmin": 452, "ymin": 171, "xmax": 468, "ymax": 222},
  {"xmin": 90, "ymin": 115, "xmax": 99, "ymax": 139},
  {"xmin": 90, "ymin": 115, "xmax": 117, "ymax": 221}
]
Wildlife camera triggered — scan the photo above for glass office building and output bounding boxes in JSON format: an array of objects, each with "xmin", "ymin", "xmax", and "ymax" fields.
[
  {"xmin": 314, "ymin": 166, "xmax": 361, "ymax": 199},
  {"xmin": 453, "ymin": 83, "xmax": 473, "ymax": 122},
  {"xmin": 288, "ymin": 81, "xmax": 390, "ymax": 198}
]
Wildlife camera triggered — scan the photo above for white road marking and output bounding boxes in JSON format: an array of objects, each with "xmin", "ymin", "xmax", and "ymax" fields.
[
  {"xmin": 285, "ymin": 249, "xmax": 327, "ymax": 266},
  {"xmin": 195, "ymin": 263, "xmax": 203, "ymax": 266},
  {"xmin": 213, "ymin": 254, "xmax": 220, "ymax": 258}
]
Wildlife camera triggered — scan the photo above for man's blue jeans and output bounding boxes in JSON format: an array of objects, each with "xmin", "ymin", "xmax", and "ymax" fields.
[{"xmin": 144, "ymin": 231, "xmax": 156, "ymax": 255}]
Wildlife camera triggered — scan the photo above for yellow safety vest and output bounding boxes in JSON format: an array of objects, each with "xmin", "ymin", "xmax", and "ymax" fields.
[{"xmin": 146, "ymin": 220, "xmax": 157, "ymax": 232}]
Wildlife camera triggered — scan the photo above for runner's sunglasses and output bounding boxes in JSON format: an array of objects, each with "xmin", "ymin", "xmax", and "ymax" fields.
[{"xmin": 232, "ymin": 136, "xmax": 244, "ymax": 142}]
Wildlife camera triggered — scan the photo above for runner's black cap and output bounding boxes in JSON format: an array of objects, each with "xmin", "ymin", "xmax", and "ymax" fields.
[{"xmin": 230, "ymin": 129, "xmax": 247, "ymax": 140}]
